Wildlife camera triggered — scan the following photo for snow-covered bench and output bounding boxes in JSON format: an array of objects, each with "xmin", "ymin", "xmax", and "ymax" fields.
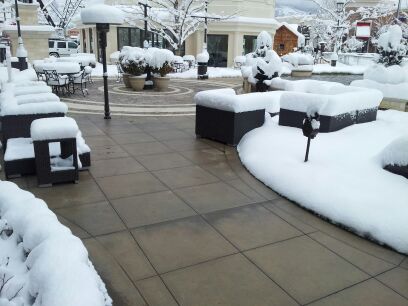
[
  {"xmin": 276, "ymin": 80, "xmax": 383, "ymax": 132},
  {"xmin": 0, "ymin": 181, "xmax": 111, "ymax": 306},
  {"xmin": 0, "ymin": 82, "xmax": 68, "ymax": 149},
  {"xmin": 194, "ymin": 88, "xmax": 282, "ymax": 145}
]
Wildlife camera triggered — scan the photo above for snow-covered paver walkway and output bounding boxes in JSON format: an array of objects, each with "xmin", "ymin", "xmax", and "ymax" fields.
[{"xmin": 239, "ymin": 110, "xmax": 408, "ymax": 253}]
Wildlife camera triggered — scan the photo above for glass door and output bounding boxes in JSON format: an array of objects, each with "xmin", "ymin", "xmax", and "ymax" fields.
[{"xmin": 207, "ymin": 34, "xmax": 228, "ymax": 67}]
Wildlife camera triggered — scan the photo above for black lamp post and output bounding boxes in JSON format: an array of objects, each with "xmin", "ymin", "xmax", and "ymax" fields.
[
  {"xmin": 81, "ymin": 4, "xmax": 124, "ymax": 119},
  {"xmin": 14, "ymin": 0, "xmax": 28, "ymax": 70},
  {"xmin": 139, "ymin": 0, "xmax": 153, "ymax": 89},
  {"xmin": 302, "ymin": 112, "xmax": 320, "ymax": 162}
]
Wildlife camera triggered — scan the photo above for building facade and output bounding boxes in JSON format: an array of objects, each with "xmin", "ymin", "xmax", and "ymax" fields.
[{"xmin": 77, "ymin": 0, "xmax": 279, "ymax": 66}]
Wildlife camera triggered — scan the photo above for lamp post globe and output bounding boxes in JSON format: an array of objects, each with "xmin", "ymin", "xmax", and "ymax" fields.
[{"xmin": 81, "ymin": 4, "xmax": 124, "ymax": 119}]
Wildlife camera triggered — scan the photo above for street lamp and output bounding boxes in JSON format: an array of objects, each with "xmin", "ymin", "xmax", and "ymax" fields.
[
  {"xmin": 14, "ymin": 0, "xmax": 28, "ymax": 70},
  {"xmin": 81, "ymin": 4, "xmax": 124, "ymax": 119},
  {"xmin": 138, "ymin": 0, "xmax": 153, "ymax": 89},
  {"xmin": 336, "ymin": 0, "xmax": 345, "ymax": 14}
]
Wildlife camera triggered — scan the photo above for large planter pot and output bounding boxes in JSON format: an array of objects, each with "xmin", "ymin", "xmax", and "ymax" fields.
[
  {"xmin": 123, "ymin": 73, "xmax": 132, "ymax": 88},
  {"xmin": 155, "ymin": 76, "xmax": 170, "ymax": 91},
  {"xmin": 243, "ymin": 77, "xmax": 252, "ymax": 93},
  {"xmin": 129, "ymin": 76, "xmax": 145, "ymax": 91}
]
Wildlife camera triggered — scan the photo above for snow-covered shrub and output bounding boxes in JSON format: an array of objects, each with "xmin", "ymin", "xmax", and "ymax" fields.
[
  {"xmin": 344, "ymin": 36, "xmax": 364, "ymax": 52},
  {"xmin": 282, "ymin": 52, "xmax": 314, "ymax": 67},
  {"xmin": 381, "ymin": 136, "xmax": 408, "ymax": 167},
  {"xmin": 376, "ymin": 25, "xmax": 407, "ymax": 67},
  {"xmin": 119, "ymin": 46, "xmax": 147, "ymax": 76},
  {"xmin": 251, "ymin": 50, "xmax": 283, "ymax": 92},
  {"xmin": 255, "ymin": 31, "xmax": 273, "ymax": 58},
  {"xmin": 148, "ymin": 48, "xmax": 175, "ymax": 77}
]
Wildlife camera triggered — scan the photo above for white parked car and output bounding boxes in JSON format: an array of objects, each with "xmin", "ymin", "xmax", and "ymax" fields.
[{"xmin": 48, "ymin": 39, "xmax": 79, "ymax": 57}]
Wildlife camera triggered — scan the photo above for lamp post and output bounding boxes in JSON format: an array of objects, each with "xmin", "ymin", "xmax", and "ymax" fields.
[
  {"xmin": 139, "ymin": 0, "xmax": 153, "ymax": 89},
  {"xmin": 81, "ymin": 4, "xmax": 124, "ymax": 119},
  {"xmin": 14, "ymin": 0, "xmax": 28, "ymax": 70}
]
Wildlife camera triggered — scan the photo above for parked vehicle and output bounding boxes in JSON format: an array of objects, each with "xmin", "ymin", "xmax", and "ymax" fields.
[{"xmin": 49, "ymin": 39, "xmax": 79, "ymax": 57}]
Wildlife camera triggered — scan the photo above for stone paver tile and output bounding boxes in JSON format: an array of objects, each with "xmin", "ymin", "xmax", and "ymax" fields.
[
  {"xmin": 225, "ymin": 179, "xmax": 266, "ymax": 203},
  {"xmin": 376, "ymin": 267, "xmax": 408, "ymax": 299},
  {"xmin": 161, "ymin": 138, "xmax": 211, "ymax": 152},
  {"xmin": 29, "ymin": 180, "xmax": 106, "ymax": 209},
  {"xmin": 109, "ymin": 132, "xmax": 156, "ymax": 145},
  {"xmin": 238, "ymin": 172, "xmax": 281, "ymax": 200},
  {"xmin": 175, "ymin": 182, "xmax": 254, "ymax": 214},
  {"xmin": 310, "ymin": 232, "xmax": 396, "ymax": 276},
  {"xmin": 200, "ymin": 138, "xmax": 227, "ymax": 151},
  {"xmin": 263, "ymin": 203, "xmax": 316, "ymax": 234},
  {"xmin": 245, "ymin": 236, "xmax": 369, "ymax": 305},
  {"xmin": 136, "ymin": 122, "xmax": 175, "ymax": 132},
  {"xmin": 84, "ymin": 238, "xmax": 147, "ymax": 306},
  {"xmin": 135, "ymin": 152, "xmax": 192, "ymax": 171},
  {"xmin": 308, "ymin": 279, "xmax": 408, "ymax": 306},
  {"xmin": 95, "ymin": 231, "xmax": 156, "ymax": 282},
  {"xmin": 56, "ymin": 201, "xmax": 126, "ymax": 236},
  {"xmin": 402, "ymin": 258, "xmax": 408, "ymax": 269},
  {"xmin": 153, "ymin": 165, "xmax": 218, "ymax": 189},
  {"xmin": 272, "ymin": 198, "xmax": 405, "ymax": 265},
  {"xmin": 90, "ymin": 157, "xmax": 146, "ymax": 178},
  {"xmin": 85, "ymin": 135, "xmax": 116, "ymax": 147},
  {"xmin": 132, "ymin": 215, "xmax": 236, "ymax": 273},
  {"xmin": 111, "ymin": 190, "xmax": 196, "ymax": 228},
  {"xmin": 101, "ymin": 124, "xmax": 142, "ymax": 135},
  {"xmin": 79, "ymin": 125, "xmax": 105, "ymax": 136},
  {"xmin": 91, "ymin": 145, "xmax": 130, "ymax": 161},
  {"xmin": 122, "ymin": 142, "xmax": 173, "ymax": 157},
  {"xmin": 204, "ymin": 204, "xmax": 302, "ymax": 250},
  {"xmin": 97, "ymin": 172, "xmax": 168, "ymax": 200},
  {"xmin": 136, "ymin": 276, "xmax": 178, "ymax": 306},
  {"xmin": 200, "ymin": 162, "xmax": 238, "ymax": 181},
  {"xmin": 57, "ymin": 214, "xmax": 91, "ymax": 239},
  {"xmin": 162, "ymin": 253, "xmax": 298, "ymax": 306},
  {"xmin": 180, "ymin": 148, "xmax": 227, "ymax": 165},
  {"xmin": 147, "ymin": 129, "xmax": 192, "ymax": 141}
]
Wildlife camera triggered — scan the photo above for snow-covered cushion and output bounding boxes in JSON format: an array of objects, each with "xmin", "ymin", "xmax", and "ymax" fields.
[
  {"xmin": 31, "ymin": 117, "xmax": 79, "ymax": 141},
  {"xmin": 14, "ymin": 85, "xmax": 52, "ymax": 96},
  {"xmin": 16, "ymin": 93, "xmax": 60, "ymax": 105},
  {"xmin": 382, "ymin": 136, "xmax": 408, "ymax": 167},
  {"xmin": 194, "ymin": 88, "xmax": 283, "ymax": 113},
  {"xmin": 351, "ymin": 79, "xmax": 408, "ymax": 100}
]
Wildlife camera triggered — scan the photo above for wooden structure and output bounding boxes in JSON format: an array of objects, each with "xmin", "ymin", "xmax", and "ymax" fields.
[{"xmin": 273, "ymin": 24, "xmax": 299, "ymax": 56}]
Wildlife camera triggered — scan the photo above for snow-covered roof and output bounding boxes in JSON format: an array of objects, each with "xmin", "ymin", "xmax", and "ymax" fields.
[{"xmin": 278, "ymin": 22, "xmax": 303, "ymax": 38}]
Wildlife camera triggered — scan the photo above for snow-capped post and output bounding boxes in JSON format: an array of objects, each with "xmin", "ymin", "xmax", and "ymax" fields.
[
  {"xmin": 302, "ymin": 111, "xmax": 320, "ymax": 162},
  {"xmin": 81, "ymin": 4, "xmax": 124, "ymax": 119},
  {"xmin": 197, "ymin": 48, "xmax": 209, "ymax": 80}
]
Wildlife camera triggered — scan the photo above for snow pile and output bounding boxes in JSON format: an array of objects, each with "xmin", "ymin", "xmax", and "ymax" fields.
[
  {"xmin": 31, "ymin": 117, "xmax": 79, "ymax": 141},
  {"xmin": 196, "ymin": 50, "xmax": 209, "ymax": 63},
  {"xmin": 312, "ymin": 63, "xmax": 367, "ymax": 74},
  {"xmin": 0, "ymin": 181, "xmax": 111, "ymax": 306},
  {"xmin": 238, "ymin": 110, "xmax": 408, "ymax": 253},
  {"xmin": 168, "ymin": 67, "xmax": 242, "ymax": 79},
  {"xmin": 16, "ymin": 93, "xmax": 60, "ymax": 105},
  {"xmin": 282, "ymin": 52, "xmax": 314, "ymax": 66},
  {"xmin": 81, "ymin": 4, "xmax": 124, "ymax": 24},
  {"xmin": 58, "ymin": 54, "xmax": 97, "ymax": 67},
  {"xmin": 378, "ymin": 25, "xmax": 405, "ymax": 52},
  {"xmin": 183, "ymin": 55, "xmax": 195, "ymax": 62},
  {"xmin": 381, "ymin": 136, "xmax": 408, "ymax": 167},
  {"xmin": 0, "ymin": 67, "xmax": 37, "ymax": 86},
  {"xmin": 194, "ymin": 88, "xmax": 283, "ymax": 113},
  {"xmin": 110, "ymin": 51, "xmax": 120, "ymax": 63},
  {"xmin": 256, "ymin": 31, "xmax": 273, "ymax": 55},
  {"xmin": 41, "ymin": 62, "xmax": 80, "ymax": 74}
]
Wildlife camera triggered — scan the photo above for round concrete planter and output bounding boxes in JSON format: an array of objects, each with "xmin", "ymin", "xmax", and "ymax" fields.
[
  {"xmin": 291, "ymin": 70, "xmax": 313, "ymax": 77},
  {"xmin": 123, "ymin": 73, "xmax": 132, "ymax": 88},
  {"xmin": 155, "ymin": 76, "xmax": 170, "ymax": 91},
  {"xmin": 129, "ymin": 76, "xmax": 145, "ymax": 91}
]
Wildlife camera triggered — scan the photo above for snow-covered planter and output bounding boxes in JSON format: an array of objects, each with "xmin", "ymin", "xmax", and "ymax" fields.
[
  {"xmin": 119, "ymin": 47, "xmax": 148, "ymax": 90},
  {"xmin": 376, "ymin": 25, "xmax": 407, "ymax": 67},
  {"xmin": 197, "ymin": 50, "xmax": 209, "ymax": 79},
  {"xmin": 194, "ymin": 88, "xmax": 282, "ymax": 145},
  {"xmin": 282, "ymin": 52, "xmax": 314, "ymax": 77},
  {"xmin": 291, "ymin": 65, "xmax": 314, "ymax": 77},
  {"xmin": 277, "ymin": 80, "xmax": 383, "ymax": 132},
  {"xmin": 0, "ymin": 181, "xmax": 111, "ymax": 306},
  {"xmin": 148, "ymin": 48, "xmax": 175, "ymax": 91},
  {"xmin": 382, "ymin": 136, "xmax": 408, "ymax": 179}
]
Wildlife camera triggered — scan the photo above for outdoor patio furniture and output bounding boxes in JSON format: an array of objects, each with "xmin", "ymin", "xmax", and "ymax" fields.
[
  {"xmin": 70, "ymin": 66, "xmax": 92, "ymax": 96},
  {"xmin": 194, "ymin": 88, "xmax": 282, "ymax": 146},
  {"xmin": 44, "ymin": 69, "xmax": 70, "ymax": 95},
  {"xmin": 31, "ymin": 117, "xmax": 79, "ymax": 187}
]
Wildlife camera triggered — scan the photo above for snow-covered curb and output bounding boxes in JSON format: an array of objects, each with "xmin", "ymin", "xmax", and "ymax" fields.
[
  {"xmin": 0, "ymin": 181, "xmax": 111, "ymax": 306},
  {"xmin": 238, "ymin": 111, "xmax": 408, "ymax": 253}
]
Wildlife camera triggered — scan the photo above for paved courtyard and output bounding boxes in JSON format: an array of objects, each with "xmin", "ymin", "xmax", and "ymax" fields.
[{"xmin": 1, "ymin": 77, "xmax": 407, "ymax": 306}]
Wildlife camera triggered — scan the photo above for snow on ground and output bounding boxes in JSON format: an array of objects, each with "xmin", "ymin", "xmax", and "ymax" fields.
[
  {"xmin": 312, "ymin": 63, "xmax": 367, "ymax": 75},
  {"xmin": 238, "ymin": 110, "xmax": 408, "ymax": 253},
  {"xmin": 168, "ymin": 67, "xmax": 242, "ymax": 79}
]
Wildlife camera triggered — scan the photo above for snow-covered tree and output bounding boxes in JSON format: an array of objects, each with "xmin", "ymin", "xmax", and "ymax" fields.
[
  {"xmin": 344, "ymin": 36, "xmax": 364, "ymax": 52},
  {"xmin": 376, "ymin": 25, "xmax": 407, "ymax": 66}
]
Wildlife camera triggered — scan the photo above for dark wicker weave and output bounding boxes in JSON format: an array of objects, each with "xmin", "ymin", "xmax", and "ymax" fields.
[
  {"xmin": 195, "ymin": 105, "xmax": 265, "ymax": 146},
  {"xmin": 33, "ymin": 138, "xmax": 79, "ymax": 187},
  {"xmin": 1, "ymin": 113, "xmax": 65, "ymax": 151},
  {"xmin": 278, "ymin": 108, "xmax": 378, "ymax": 133}
]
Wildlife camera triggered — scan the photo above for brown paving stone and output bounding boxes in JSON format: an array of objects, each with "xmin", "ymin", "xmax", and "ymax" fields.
[
  {"xmin": 56, "ymin": 201, "xmax": 126, "ymax": 236},
  {"xmin": 180, "ymin": 148, "xmax": 227, "ymax": 165},
  {"xmin": 204, "ymin": 204, "xmax": 302, "ymax": 251},
  {"xmin": 135, "ymin": 152, "xmax": 192, "ymax": 171},
  {"xmin": 308, "ymin": 279, "xmax": 408, "ymax": 306},
  {"xmin": 310, "ymin": 231, "xmax": 396, "ymax": 276},
  {"xmin": 136, "ymin": 276, "xmax": 178, "ymax": 306},
  {"xmin": 225, "ymin": 178, "xmax": 267, "ymax": 203},
  {"xmin": 122, "ymin": 142, "xmax": 173, "ymax": 157},
  {"xmin": 132, "ymin": 215, "xmax": 236, "ymax": 273},
  {"xmin": 56, "ymin": 214, "xmax": 91, "ymax": 239},
  {"xmin": 109, "ymin": 132, "xmax": 156, "ymax": 145},
  {"xmin": 97, "ymin": 172, "xmax": 168, "ymax": 200},
  {"xmin": 91, "ymin": 145, "xmax": 130, "ymax": 161},
  {"xmin": 95, "ymin": 231, "xmax": 156, "ymax": 282},
  {"xmin": 263, "ymin": 203, "xmax": 317, "ymax": 234},
  {"xmin": 147, "ymin": 129, "xmax": 192, "ymax": 141},
  {"xmin": 162, "ymin": 253, "xmax": 298, "ymax": 306},
  {"xmin": 90, "ymin": 157, "xmax": 146, "ymax": 178},
  {"xmin": 200, "ymin": 161, "xmax": 239, "ymax": 181},
  {"xmin": 85, "ymin": 135, "xmax": 116, "ymax": 147},
  {"xmin": 245, "ymin": 236, "xmax": 369, "ymax": 305},
  {"xmin": 29, "ymin": 180, "xmax": 106, "ymax": 209},
  {"xmin": 175, "ymin": 182, "xmax": 254, "ymax": 214},
  {"xmin": 153, "ymin": 165, "xmax": 219, "ymax": 189},
  {"xmin": 83, "ymin": 238, "xmax": 147, "ymax": 306},
  {"xmin": 376, "ymin": 267, "xmax": 408, "ymax": 299},
  {"xmin": 111, "ymin": 190, "xmax": 196, "ymax": 228}
]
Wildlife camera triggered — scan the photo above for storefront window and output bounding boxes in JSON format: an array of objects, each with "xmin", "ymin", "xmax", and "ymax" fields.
[
  {"xmin": 243, "ymin": 35, "xmax": 257, "ymax": 55},
  {"xmin": 207, "ymin": 34, "xmax": 228, "ymax": 67}
]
